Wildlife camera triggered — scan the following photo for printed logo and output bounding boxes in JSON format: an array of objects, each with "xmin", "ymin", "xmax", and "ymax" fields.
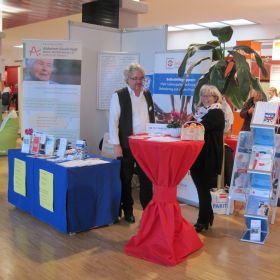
[
  {"xmin": 29, "ymin": 46, "xmax": 41, "ymax": 56},
  {"xmin": 166, "ymin": 58, "xmax": 175, "ymax": 69}
]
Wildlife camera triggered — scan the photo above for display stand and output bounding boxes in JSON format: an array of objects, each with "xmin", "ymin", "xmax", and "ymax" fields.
[
  {"xmin": 226, "ymin": 131, "xmax": 252, "ymax": 212},
  {"xmin": 227, "ymin": 102, "xmax": 280, "ymax": 244}
]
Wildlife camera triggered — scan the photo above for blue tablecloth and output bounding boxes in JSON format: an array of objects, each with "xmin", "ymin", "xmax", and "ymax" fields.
[
  {"xmin": 8, "ymin": 150, "xmax": 34, "ymax": 214},
  {"xmin": 8, "ymin": 149, "xmax": 121, "ymax": 234}
]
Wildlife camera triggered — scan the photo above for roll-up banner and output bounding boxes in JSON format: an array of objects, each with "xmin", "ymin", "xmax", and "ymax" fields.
[{"xmin": 22, "ymin": 40, "xmax": 82, "ymax": 145}]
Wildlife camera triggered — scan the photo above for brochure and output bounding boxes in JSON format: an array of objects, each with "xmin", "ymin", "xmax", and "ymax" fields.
[
  {"xmin": 45, "ymin": 135, "xmax": 56, "ymax": 156},
  {"xmin": 248, "ymin": 172, "xmax": 271, "ymax": 190},
  {"xmin": 235, "ymin": 152, "xmax": 250, "ymax": 170},
  {"xmin": 31, "ymin": 136, "xmax": 40, "ymax": 154},
  {"xmin": 250, "ymin": 219, "xmax": 261, "ymax": 242},
  {"xmin": 237, "ymin": 131, "xmax": 252, "ymax": 153},
  {"xmin": 230, "ymin": 169, "xmax": 249, "ymax": 199},
  {"xmin": 248, "ymin": 146, "xmax": 274, "ymax": 172},
  {"xmin": 75, "ymin": 140, "xmax": 87, "ymax": 159},
  {"xmin": 251, "ymin": 126, "xmax": 275, "ymax": 147},
  {"xmin": 245, "ymin": 188, "xmax": 270, "ymax": 217},
  {"xmin": 21, "ymin": 135, "xmax": 32, "ymax": 153},
  {"xmin": 57, "ymin": 138, "xmax": 67, "ymax": 158}
]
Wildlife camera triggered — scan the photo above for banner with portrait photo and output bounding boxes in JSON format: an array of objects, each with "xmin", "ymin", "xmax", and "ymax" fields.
[
  {"xmin": 152, "ymin": 51, "xmax": 212, "ymax": 124},
  {"xmin": 22, "ymin": 40, "xmax": 82, "ymax": 144}
]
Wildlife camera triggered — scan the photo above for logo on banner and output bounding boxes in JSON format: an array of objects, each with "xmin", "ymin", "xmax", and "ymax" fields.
[
  {"xmin": 29, "ymin": 46, "xmax": 41, "ymax": 57},
  {"xmin": 166, "ymin": 57, "xmax": 183, "ymax": 70},
  {"xmin": 166, "ymin": 58, "xmax": 175, "ymax": 69}
]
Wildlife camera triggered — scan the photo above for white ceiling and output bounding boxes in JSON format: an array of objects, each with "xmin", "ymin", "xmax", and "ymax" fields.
[
  {"xmin": 139, "ymin": 0, "xmax": 280, "ymax": 27},
  {"xmin": 1, "ymin": 0, "xmax": 280, "ymax": 30},
  {"xmin": 2, "ymin": 0, "xmax": 280, "ymax": 66}
]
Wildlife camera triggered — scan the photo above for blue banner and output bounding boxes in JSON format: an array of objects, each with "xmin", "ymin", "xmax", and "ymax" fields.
[{"xmin": 153, "ymin": 73, "xmax": 201, "ymax": 96}]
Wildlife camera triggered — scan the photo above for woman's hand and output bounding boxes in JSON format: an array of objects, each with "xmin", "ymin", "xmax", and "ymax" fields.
[{"xmin": 248, "ymin": 106, "xmax": 254, "ymax": 115}]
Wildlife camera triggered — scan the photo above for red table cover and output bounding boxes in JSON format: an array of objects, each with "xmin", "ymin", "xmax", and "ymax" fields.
[
  {"xmin": 224, "ymin": 134, "xmax": 238, "ymax": 156},
  {"xmin": 124, "ymin": 137, "xmax": 204, "ymax": 266}
]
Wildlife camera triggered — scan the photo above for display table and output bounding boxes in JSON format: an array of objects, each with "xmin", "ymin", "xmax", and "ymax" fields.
[
  {"xmin": 124, "ymin": 137, "xmax": 204, "ymax": 266},
  {"xmin": 8, "ymin": 149, "xmax": 121, "ymax": 234}
]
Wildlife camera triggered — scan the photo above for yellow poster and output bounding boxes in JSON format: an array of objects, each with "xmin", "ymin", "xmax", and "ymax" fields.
[
  {"xmin": 13, "ymin": 158, "xmax": 26, "ymax": 196},
  {"xmin": 39, "ymin": 169, "xmax": 54, "ymax": 212}
]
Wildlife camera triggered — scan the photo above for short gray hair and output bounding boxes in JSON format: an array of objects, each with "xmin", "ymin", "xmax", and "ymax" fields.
[
  {"xmin": 197, "ymin": 84, "xmax": 222, "ymax": 106},
  {"xmin": 123, "ymin": 63, "xmax": 145, "ymax": 83}
]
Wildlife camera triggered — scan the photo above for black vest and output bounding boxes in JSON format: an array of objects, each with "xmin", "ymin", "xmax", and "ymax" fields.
[{"xmin": 117, "ymin": 87, "xmax": 155, "ymax": 149}]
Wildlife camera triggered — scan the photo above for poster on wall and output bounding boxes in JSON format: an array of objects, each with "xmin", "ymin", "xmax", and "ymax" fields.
[
  {"xmin": 22, "ymin": 39, "xmax": 82, "ymax": 144},
  {"xmin": 272, "ymin": 40, "xmax": 280, "ymax": 60},
  {"xmin": 97, "ymin": 52, "xmax": 139, "ymax": 110},
  {"xmin": 152, "ymin": 51, "xmax": 212, "ymax": 124},
  {"xmin": 269, "ymin": 64, "xmax": 280, "ymax": 90}
]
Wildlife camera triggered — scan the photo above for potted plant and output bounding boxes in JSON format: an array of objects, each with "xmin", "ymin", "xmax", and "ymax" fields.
[
  {"xmin": 178, "ymin": 26, "xmax": 268, "ymax": 110},
  {"xmin": 167, "ymin": 111, "xmax": 183, "ymax": 137}
]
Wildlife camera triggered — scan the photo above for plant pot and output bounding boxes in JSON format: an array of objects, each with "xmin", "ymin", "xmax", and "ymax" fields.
[{"xmin": 168, "ymin": 127, "xmax": 181, "ymax": 138}]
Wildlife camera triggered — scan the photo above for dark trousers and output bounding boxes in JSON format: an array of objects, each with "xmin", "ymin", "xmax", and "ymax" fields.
[
  {"xmin": 191, "ymin": 170, "xmax": 214, "ymax": 224},
  {"xmin": 119, "ymin": 148, "xmax": 153, "ymax": 214}
]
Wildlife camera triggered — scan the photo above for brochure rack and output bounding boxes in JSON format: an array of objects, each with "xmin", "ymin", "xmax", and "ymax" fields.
[
  {"xmin": 228, "ymin": 102, "xmax": 280, "ymax": 244},
  {"xmin": 227, "ymin": 131, "xmax": 252, "ymax": 209}
]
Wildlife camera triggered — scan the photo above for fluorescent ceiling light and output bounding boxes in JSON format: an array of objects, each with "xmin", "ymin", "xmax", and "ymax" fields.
[
  {"xmin": 168, "ymin": 26, "xmax": 184, "ymax": 32},
  {"xmin": 168, "ymin": 19, "xmax": 256, "ymax": 33},
  {"xmin": 199, "ymin": 21, "xmax": 228, "ymax": 28},
  {"xmin": 14, "ymin": 44, "xmax": 23, "ymax": 48},
  {"xmin": 221, "ymin": 19, "xmax": 256, "ymax": 26},
  {"xmin": 176, "ymin": 24, "xmax": 205, "ymax": 30}
]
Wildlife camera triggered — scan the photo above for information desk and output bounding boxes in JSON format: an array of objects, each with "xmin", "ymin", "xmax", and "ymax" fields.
[
  {"xmin": 8, "ymin": 149, "xmax": 121, "ymax": 234},
  {"xmin": 125, "ymin": 137, "xmax": 204, "ymax": 266}
]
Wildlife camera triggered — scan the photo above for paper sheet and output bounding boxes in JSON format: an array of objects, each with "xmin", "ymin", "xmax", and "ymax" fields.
[
  {"xmin": 58, "ymin": 158, "xmax": 110, "ymax": 167},
  {"xmin": 13, "ymin": 158, "xmax": 26, "ymax": 197},
  {"xmin": 39, "ymin": 169, "xmax": 54, "ymax": 212}
]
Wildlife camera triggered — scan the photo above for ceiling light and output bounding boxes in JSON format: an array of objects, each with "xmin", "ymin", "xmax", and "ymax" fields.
[
  {"xmin": 168, "ymin": 26, "xmax": 184, "ymax": 32},
  {"xmin": 198, "ymin": 22, "xmax": 228, "ymax": 28},
  {"xmin": 176, "ymin": 24, "xmax": 205, "ymax": 30},
  {"xmin": 14, "ymin": 45, "xmax": 23, "ymax": 48},
  {"xmin": 221, "ymin": 19, "xmax": 256, "ymax": 26}
]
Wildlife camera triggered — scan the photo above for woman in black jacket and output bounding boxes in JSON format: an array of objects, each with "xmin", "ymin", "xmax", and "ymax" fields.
[{"xmin": 190, "ymin": 85, "xmax": 225, "ymax": 232}]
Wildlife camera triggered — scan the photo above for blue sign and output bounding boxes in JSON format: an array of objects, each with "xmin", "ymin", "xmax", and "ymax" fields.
[{"xmin": 153, "ymin": 73, "xmax": 201, "ymax": 96}]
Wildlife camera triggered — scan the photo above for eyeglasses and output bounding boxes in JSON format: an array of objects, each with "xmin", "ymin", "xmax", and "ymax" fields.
[
  {"xmin": 201, "ymin": 94, "xmax": 214, "ymax": 98},
  {"xmin": 129, "ymin": 77, "xmax": 145, "ymax": 81}
]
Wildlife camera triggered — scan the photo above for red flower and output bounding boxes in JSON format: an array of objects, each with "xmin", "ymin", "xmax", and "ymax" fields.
[{"xmin": 25, "ymin": 128, "xmax": 33, "ymax": 135}]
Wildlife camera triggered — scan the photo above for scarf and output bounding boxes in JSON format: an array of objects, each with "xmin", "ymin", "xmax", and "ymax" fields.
[{"xmin": 194, "ymin": 103, "xmax": 222, "ymax": 122}]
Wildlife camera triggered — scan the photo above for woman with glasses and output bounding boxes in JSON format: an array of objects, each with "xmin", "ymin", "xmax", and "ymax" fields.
[
  {"xmin": 190, "ymin": 85, "xmax": 225, "ymax": 232},
  {"xmin": 109, "ymin": 63, "xmax": 155, "ymax": 224}
]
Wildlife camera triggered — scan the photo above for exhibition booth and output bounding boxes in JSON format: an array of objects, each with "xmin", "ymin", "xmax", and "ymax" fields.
[{"xmin": 5, "ymin": 20, "xmax": 280, "ymax": 267}]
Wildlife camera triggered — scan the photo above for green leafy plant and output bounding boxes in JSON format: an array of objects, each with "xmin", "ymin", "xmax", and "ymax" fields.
[{"xmin": 178, "ymin": 26, "xmax": 268, "ymax": 110}]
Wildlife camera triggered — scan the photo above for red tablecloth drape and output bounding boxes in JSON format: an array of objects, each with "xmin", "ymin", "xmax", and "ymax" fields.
[
  {"xmin": 124, "ymin": 137, "xmax": 204, "ymax": 266},
  {"xmin": 224, "ymin": 135, "xmax": 238, "ymax": 156}
]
